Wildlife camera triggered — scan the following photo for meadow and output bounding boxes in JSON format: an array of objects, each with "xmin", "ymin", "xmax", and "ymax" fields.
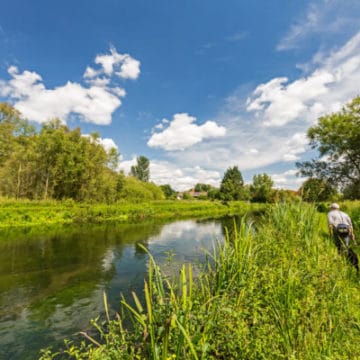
[
  {"xmin": 0, "ymin": 198, "xmax": 266, "ymax": 227},
  {"xmin": 39, "ymin": 202, "xmax": 360, "ymax": 359}
]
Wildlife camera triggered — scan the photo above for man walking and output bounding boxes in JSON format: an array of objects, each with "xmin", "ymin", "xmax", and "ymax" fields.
[
  {"xmin": 327, "ymin": 203, "xmax": 355, "ymax": 251},
  {"xmin": 328, "ymin": 203, "xmax": 358, "ymax": 272}
]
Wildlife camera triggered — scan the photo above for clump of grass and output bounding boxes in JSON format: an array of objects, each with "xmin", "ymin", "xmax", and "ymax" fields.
[{"xmin": 40, "ymin": 203, "xmax": 360, "ymax": 359}]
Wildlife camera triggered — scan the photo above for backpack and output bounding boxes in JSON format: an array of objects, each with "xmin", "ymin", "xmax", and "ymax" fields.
[{"xmin": 336, "ymin": 223, "xmax": 350, "ymax": 236}]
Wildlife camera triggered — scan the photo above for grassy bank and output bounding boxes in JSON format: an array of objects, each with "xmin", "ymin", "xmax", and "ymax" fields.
[
  {"xmin": 0, "ymin": 198, "xmax": 266, "ymax": 228},
  {"xmin": 40, "ymin": 203, "xmax": 360, "ymax": 359}
]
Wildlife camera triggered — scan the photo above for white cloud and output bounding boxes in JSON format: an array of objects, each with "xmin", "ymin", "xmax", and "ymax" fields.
[
  {"xmin": 98, "ymin": 138, "xmax": 118, "ymax": 152},
  {"xmin": 118, "ymin": 157, "xmax": 137, "ymax": 175},
  {"xmin": 271, "ymin": 169, "xmax": 305, "ymax": 190},
  {"xmin": 147, "ymin": 113, "xmax": 226, "ymax": 151},
  {"xmin": 82, "ymin": 135, "xmax": 119, "ymax": 153},
  {"xmin": 283, "ymin": 133, "xmax": 308, "ymax": 162},
  {"xmin": 153, "ymin": 31, "xmax": 360, "ymax": 190},
  {"xmin": 150, "ymin": 161, "xmax": 222, "ymax": 191},
  {"xmin": 246, "ymin": 31, "xmax": 360, "ymax": 127},
  {"xmin": 0, "ymin": 47, "xmax": 140, "ymax": 124},
  {"xmin": 94, "ymin": 47, "xmax": 140, "ymax": 79},
  {"xmin": 118, "ymin": 158, "xmax": 222, "ymax": 191},
  {"xmin": 277, "ymin": 0, "xmax": 360, "ymax": 51}
]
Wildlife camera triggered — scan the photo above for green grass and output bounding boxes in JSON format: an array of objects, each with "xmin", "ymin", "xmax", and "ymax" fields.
[
  {"xmin": 39, "ymin": 202, "xmax": 360, "ymax": 359},
  {"xmin": 0, "ymin": 198, "xmax": 266, "ymax": 228}
]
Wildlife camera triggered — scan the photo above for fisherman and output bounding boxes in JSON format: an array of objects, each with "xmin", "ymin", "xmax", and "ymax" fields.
[{"xmin": 327, "ymin": 203, "xmax": 356, "ymax": 252}]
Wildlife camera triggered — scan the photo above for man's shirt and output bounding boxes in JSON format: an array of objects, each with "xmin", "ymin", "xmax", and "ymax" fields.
[{"xmin": 327, "ymin": 210, "xmax": 352, "ymax": 228}]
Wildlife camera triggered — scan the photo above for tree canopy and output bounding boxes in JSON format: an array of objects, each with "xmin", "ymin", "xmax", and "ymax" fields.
[
  {"xmin": 250, "ymin": 173, "xmax": 274, "ymax": 203},
  {"xmin": 219, "ymin": 166, "xmax": 245, "ymax": 201},
  {"xmin": 0, "ymin": 103, "xmax": 167, "ymax": 202},
  {"xmin": 131, "ymin": 156, "xmax": 150, "ymax": 182},
  {"xmin": 297, "ymin": 96, "xmax": 360, "ymax": 198},
  {"xmin": 299, "ymin": 178, "xmax": 336, "ymax": 202}
]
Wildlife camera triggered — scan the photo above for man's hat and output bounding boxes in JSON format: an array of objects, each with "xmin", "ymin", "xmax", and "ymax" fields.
[{"xmin": 330, "ymin": 203, "xmax": 340, "ymax": 209}]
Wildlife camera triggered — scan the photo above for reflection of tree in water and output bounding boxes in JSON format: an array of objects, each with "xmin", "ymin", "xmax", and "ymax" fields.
[
  {"xmin": 0, "ymin": 221, "xmax": 165, "ymax": 360},
  {"xmin": 219, "ymin": 212, "xmax": 261, "ymax": 242},
  {"xmin": 219, "ymin": 215, "xmax": 242, "ymax": 242},
  {"xmin": 0, "ymin": 221, "xmax": 163, "ymax": 321}
]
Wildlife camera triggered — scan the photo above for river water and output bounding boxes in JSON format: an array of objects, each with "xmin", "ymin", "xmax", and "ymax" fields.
[{"xmin": 0, "ymin": 216, "xmax": 236, "ymax": 360}]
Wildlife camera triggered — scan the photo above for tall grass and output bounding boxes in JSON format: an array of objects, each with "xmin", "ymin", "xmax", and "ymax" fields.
[{"xmin": 40, "ymin": 203, "xmax": 360, "ymax": 359}]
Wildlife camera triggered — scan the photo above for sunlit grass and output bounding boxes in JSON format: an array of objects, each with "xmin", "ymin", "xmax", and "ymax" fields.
[{"xmin": 0, "ymin": 199, "xmax": 265, "ymax": 227}]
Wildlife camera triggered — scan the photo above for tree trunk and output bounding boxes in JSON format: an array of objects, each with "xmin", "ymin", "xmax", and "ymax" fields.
[
  {"xmin": 16, "ymin": 162, "xmax": 22, "ymax": 199},
  {"xmin": 44, "ymin": 174, "xmax": 49, "ymax": 200}
]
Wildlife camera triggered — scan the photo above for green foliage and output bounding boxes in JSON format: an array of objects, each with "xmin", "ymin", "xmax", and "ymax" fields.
[
  {"xmin": 297, "ymin": 96, "xmax": 360, "ymax": 197},
  {"xmin": 160, "ymin": 184, "xmax": 177, "ymax": 199},
  {"xmin": 299, "ymin": 177, "xmax": 337, "ymax": 202},
  {"xmin": 118, "ymin": 177, "xmax": 165, "ymax": 202},
  {"xmin": 207, "ymin": 188, "xmax": 220, "ymax": 200},
  {"xmin": 250, "ymin": 173, "xmax": 274, "ymax": 203},
  {"xmin": 0, "ymin": 199, "xmax": 264, "ymax": 227},
  {"xmin": 219, "ymin": 166, "xmax": 245, "ymax": 201},
  {"xmin": 194, "ymin": 183, "xmax": 212, "ymax": 192},
  {"xmin": 182, "ymin": 192, "xmax": 193, "ymax": 200},
  {"xmin": 131, "ymin": 155, "xmax": 150, "ymax": 182},
  {"xmin": 40, "ymin": 203, "xmax": 360, "ymax": 359},
  {"xmin": 0, "ymin": 107, "xmax": 122, "ymax": 202},
  {"xmin": 342, "ymin": 180, "xmax": 360, "ymax": 200},
  {"xmin": 273, "ymin": 189, "xmax": 300, "ymax": 203}
]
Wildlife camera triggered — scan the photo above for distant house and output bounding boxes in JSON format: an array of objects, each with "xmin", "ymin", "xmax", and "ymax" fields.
[{"xmin": 188, "ymin": 188, "xmax": 208, "ymax": 198}]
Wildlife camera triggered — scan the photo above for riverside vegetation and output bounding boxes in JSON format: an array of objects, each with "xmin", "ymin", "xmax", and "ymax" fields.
[
  {"xmin": 39, "ymin": 202, "xmax": 360, "ymax": 360},
  {"xmin": 0, "ymin": 198, "xmax": 266, "ymax": 227}
]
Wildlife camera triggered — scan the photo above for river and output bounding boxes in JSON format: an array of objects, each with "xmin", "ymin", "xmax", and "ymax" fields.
[{"xmin": 0, "ymin": 216, "xmax": 237, "ymax": 360}]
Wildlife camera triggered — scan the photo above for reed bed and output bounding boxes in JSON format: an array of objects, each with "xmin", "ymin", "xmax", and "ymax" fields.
[{"xmin": 40, "ymin": 203, "xmax": 360, "ymax": 359}]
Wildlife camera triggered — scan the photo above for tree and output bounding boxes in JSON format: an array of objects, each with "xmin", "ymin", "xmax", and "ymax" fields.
[
  {"xmin": 0, "ymin": 103, "xmax": 36, "ymax": 198},
  {"xmin": 194, "ymin": 183, "xmax": 212, "ymax": 192},
  {"xmin": 131, "ymin": 156, "xmax": 150, "ymax": 182},
  {"xmin": 297, "ymin": 96, "xmax": 360, "ymax": 197},
  {"xmin": 340, "ymin": 180, "xmax": 360, "ymax": 200},
  {"xmin": 299, "ymin": 178, "xmax": 337, "ymax": 202},
  {"xmin": 160, "ymin": 184, "xmax": 176, "ymax": 199},
  {"xmin": 118, "ymin": 177, "xmax": 164, "ymax": 202},
  {"xmin": 219, "ymin": 166, "xmax": 244, "ymax": 201},
  {"xmin": 250, "ymin": 173, "xmax": 274, "ymax": 203}
]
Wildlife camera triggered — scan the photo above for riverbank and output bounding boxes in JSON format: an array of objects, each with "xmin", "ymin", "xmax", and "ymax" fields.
[
  {"xmin": 39, "ymin": 203, "xmax": 360, "ymax": 359},
  {"xmin": 0, "ymin": 199, "xmax": 267, "ymax": 228}
]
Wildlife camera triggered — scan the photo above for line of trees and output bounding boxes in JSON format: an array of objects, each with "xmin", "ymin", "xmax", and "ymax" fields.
[
  {"xmin": 2, "ymin": 95, "xmax": 358, "ymax": 203},
  {"xmin": 160, "ymin": 167, "xmax": 297, "ymax": 203},
  {"xmin": 0, "ymin": 103, "xmax": 164, "ymax": 202}
]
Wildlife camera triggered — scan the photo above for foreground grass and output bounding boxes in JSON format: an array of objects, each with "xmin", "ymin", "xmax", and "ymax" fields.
[
  {"xmin": 0, "ymin": 199, "xmax": 266, "ymax": 227},
  {"xmin": 40, "ymin": 203, "xmax": 360, "ymax": 360}
]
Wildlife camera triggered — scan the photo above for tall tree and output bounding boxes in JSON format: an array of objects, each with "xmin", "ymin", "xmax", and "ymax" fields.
[
  {"xmin": 160, "ymin": 184, "xmax": 176, "ymax": 199},
  {"xmin": 0, "ymin": 102, "xmax": 34, "ymax": 165},
  {"xmin": 297, "ymin": 96, "xmax": 360, "ymax": 197},
  {"xmin": 299, "ymin": 178, "xmax": 336, "ymax": 202},
  {"xmin": 250, "ymin": 173, "xmax": 274, "ymax": 203},
  {"xmin": 0, "ymin": 103, "xmax": 36, "ymax": 198},
  {"xmin": 131, "ymin": 156, "xmax": 150, "ymax": 182},
  {"xmin": 219, "ymin": 166, "xmax": 244, "ymax": 201}
]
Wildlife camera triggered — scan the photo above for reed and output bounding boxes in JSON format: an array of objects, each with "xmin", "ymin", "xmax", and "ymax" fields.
[{"xmin": 40, "ymin": 203, "xmax": 360, "ymax": 359}]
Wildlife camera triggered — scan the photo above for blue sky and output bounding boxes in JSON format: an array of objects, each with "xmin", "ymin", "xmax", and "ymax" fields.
[{"xmin": 1, "ymin": 0, "xmax": 359, "ymax": 190}]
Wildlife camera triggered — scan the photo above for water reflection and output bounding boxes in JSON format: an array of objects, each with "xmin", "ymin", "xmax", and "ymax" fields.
[{"xmin": 0, "ymin": 218, "xmax": 227, "ymax": 360}]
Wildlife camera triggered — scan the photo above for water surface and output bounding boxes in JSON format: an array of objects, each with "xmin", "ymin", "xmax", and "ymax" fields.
[{"xmin": 0, "ymin": 217, "xmax": 234, "ymax": 359}]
